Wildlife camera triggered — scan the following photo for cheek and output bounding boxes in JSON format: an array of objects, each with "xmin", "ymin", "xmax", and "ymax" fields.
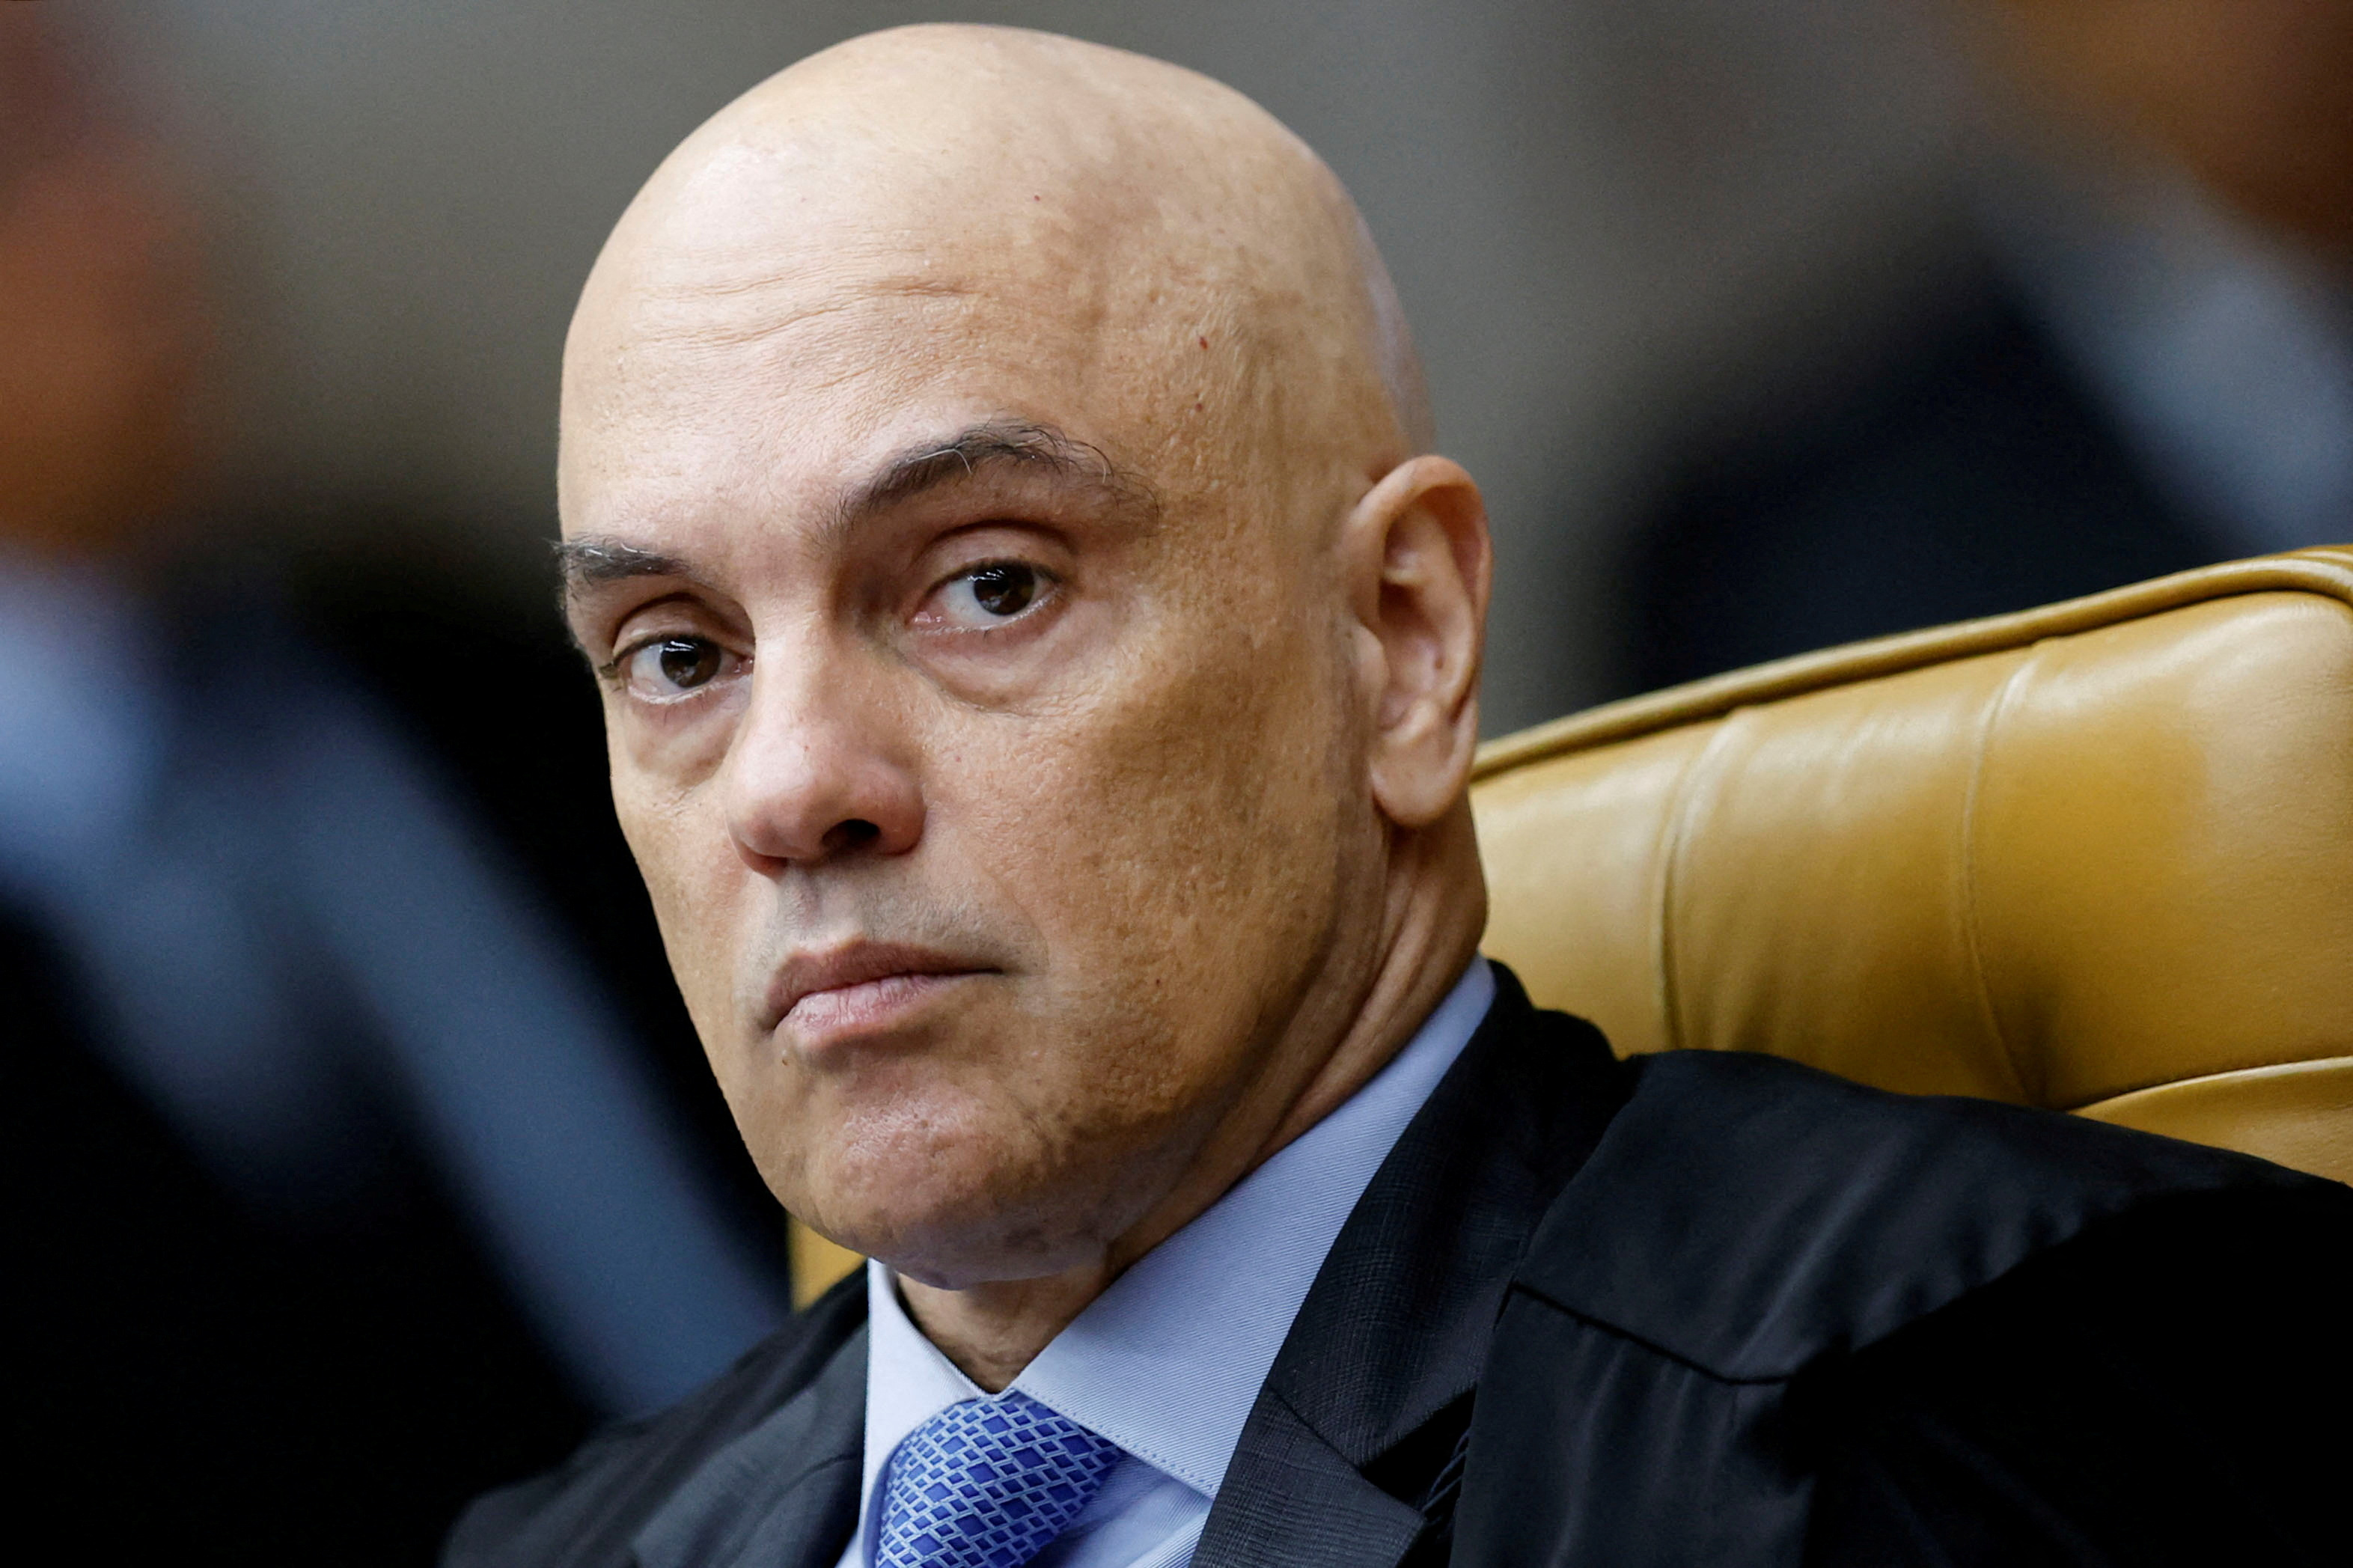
[
  {"xmin": 608, "ymin": 751, "xmax": 744, "ymax": 1043},
  {"xmin": 968, "ymin": 605, "xmax": 1357, "ymax": 1066}
]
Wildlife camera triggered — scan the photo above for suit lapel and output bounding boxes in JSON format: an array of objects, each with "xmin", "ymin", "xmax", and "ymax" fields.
[
  {"xmin": 632, "ymin": 1323, "xmax": 868, "ymax": 1568},
  {"xmin": 1195, "ymin": 968, "xmax": 1629, "ymax": 1568},
  {"xmin": 1196, "ymin": 1386, "xmax": 1427, "ymax": 1568}
]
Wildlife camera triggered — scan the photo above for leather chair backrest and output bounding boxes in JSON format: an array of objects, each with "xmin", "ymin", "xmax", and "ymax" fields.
[{"xmin": 1473, "ymin": 549, "xmax": 2353, "ymax": 1184}]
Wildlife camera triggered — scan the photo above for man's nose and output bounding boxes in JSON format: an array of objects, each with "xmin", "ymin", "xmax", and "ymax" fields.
[{"xmin": 721, "ymin": 659, "xmax": 924, "ymax": 871}]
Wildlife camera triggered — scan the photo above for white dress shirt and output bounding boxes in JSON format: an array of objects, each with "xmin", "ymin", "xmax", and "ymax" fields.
[{"xmin": 832, "ymin": 957, "xmax": 1495, "ymax": 1568}]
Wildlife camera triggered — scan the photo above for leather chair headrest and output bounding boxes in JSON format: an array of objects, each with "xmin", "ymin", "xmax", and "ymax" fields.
[{"xmin": 1472, "ymin": 548, "xmax": 2353, "ymax": 1183}]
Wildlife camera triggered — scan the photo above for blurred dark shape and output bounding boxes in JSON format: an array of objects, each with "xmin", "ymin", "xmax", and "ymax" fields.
[
  {"xmin": 0, "ymin": 16, "xmax": 788, "ymax": 1560},
  {"xmin": 1613, "ymin": 0, "xmax": 2353, "ymax": 693},
  {"xmin": 1982, "ymin": 0, "xmax": 2353, "ymax": 257},
  {"xmin": 0, "ymin": 16, "xmax": 204, "ymax": 555}
]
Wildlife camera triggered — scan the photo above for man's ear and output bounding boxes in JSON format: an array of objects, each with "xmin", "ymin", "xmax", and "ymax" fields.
[{"xmin": 1341, "ymin": 455, "xmax": 1492, "ymax": 829}]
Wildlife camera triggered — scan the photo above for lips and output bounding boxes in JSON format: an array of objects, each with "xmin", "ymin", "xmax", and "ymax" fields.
[{"xmin": 764, "ymin": 941, "xmax": 992, "ymax": 1040}]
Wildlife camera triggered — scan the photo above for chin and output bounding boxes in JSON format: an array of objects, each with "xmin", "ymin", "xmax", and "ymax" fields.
[
  {"xmin": 820, "ymin": 1162, "xmax": 1126, "ymax": 1287},
  {"xmin": 795, "ymin": 1108, "xmax": 1176, "ymax": 1289},
  {"xmin": 874, "ymin": 1216, "xmax": 1115, "ymax": 1291}
]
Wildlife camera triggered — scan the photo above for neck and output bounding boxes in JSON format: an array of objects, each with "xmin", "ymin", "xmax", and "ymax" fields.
[{"xmin": 899, "ymin": 805, "xmax": 1486, "ymax": 1391}]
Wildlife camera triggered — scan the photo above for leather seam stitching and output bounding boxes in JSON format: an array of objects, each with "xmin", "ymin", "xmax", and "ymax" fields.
[
  {"xmin": 1655, "ymin": 712, "xmax": 1746, "ymax": 1055},
  {"xmin": 1960, "ymin": 648, "xmax": 2041, "ymax": 1105}
]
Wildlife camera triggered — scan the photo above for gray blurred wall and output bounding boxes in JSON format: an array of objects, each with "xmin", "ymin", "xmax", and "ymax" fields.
[{"xmin": 83, "ymin": 0, "xmax": 1968, "ymax": 730}]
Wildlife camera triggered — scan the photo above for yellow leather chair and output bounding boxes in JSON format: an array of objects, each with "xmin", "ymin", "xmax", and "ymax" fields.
[
  {"xmin": 793, "ymin": 546, "xmax": 2353, "ymax": 1302},
  {"xmin": 1477, "ymin": 546, "xmax": 2353, "ymax": 1185}
]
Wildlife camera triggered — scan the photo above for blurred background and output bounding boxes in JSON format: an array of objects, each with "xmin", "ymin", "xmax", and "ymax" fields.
[{"xmin": 4, "ymin": 0, "xmax": 2344, "ymax": 1558}]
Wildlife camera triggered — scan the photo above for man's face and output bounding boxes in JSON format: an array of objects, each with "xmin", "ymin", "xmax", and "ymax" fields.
[{"xmin": 559, "ymin": 168, "xmax": 1381, "ymax": 1285}]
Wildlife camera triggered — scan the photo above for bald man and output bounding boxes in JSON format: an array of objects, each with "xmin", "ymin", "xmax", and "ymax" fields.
[{"xmin": 450, "ymin": 26, "xmax": 2353, "ymax": 1568}]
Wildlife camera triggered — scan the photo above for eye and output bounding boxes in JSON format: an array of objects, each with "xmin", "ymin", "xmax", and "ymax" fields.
[
  {"xmin": 931, "ymin": 561, "xmax": 1051, "ymax": 629},
  {"xmin": 617, "ymin": 635, "xmax": 734, "ymax": 701}
]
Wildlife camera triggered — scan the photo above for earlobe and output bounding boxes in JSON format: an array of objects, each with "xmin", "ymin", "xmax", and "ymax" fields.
[{"xmin": 1344, "ymin": 457, "xmax": 1492, "ymax": 829}]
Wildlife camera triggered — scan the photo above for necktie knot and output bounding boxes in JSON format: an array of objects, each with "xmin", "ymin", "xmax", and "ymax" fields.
[{"xmin": 876, "ymin": 1390, "xmax": 1122, "ymax": 1568}]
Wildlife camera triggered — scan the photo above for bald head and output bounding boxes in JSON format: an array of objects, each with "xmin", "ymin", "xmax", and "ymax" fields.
[
  {"xmin": 566, "ymin": 25, "xmax": 1428, "ymax": 522},
  {"xmin": 558, "ymin": 26, "xmax": 1486, "ymax": 1364}
]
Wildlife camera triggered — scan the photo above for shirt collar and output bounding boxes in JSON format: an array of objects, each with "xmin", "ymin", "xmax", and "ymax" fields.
[{"xmin": 855, "ymin": 957, "xmax": 1493, "ymax": 1512}]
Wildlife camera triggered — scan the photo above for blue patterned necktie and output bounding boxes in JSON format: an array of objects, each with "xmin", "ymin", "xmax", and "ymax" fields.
[{"xmin": 876, "ymin": 1390, "xmax": 1123, "ymax": 1568}]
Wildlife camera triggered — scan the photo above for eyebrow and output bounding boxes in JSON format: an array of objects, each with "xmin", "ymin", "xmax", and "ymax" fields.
[
  {"xmin": 555, "ymin": 418, "xmax": 1156, "ymax": 599},
  {"xmin": 554, "ymin": 537, "xmax": 691, "ymax": 591},
  {"xmin": 843, "ymin": 418, "xmax": 1154, "ymax": 523}
]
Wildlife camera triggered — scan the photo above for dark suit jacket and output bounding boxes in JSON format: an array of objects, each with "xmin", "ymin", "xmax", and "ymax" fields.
[{"xmin": 447, "ymin": 968, "xmax": 2353, "ymax": 1566}]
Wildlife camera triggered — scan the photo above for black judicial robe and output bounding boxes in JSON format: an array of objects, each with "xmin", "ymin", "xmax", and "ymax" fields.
[{"xmin": 446, "ymin": 967, "xmax": 2353, "ymax": 1566}]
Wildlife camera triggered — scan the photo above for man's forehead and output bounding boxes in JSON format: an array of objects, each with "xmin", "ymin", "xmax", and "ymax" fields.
[
  {"xmin": 564, "ymin": 389, "xmax": 1129, "ymax": 528},
  {"xmin": 565, "ymin": 165, "xmax": 1175, "ymax": 451},
  {"xmin": 562, "ymin": 215, "xmax": 1197, "ymax": 537},
  {"xmin": 565, "ymin": 43, "xmax": 1307, "ymax": 415},
  {"xmin": 584, "ymin": 107, "xmax": 1159, "ymax": 327},
  {"xmin": 561, "ymin": 26, "xmax": 1417, "ymax": 543},
  {"xmin": 585, "ymin": 261, "xmax": 1127, "ymax": 388},
  {"xmin": 558, "ymin": 415, "xmax": 1154, "ymax": 576},
  {"xmin": 562, "ymin": 289, "xmax": 1166, "ymax": 516}
]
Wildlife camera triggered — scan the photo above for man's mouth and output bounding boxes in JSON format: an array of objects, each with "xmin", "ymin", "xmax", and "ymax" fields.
[{"xmin": 765, "ymin": 941, "xmax": 994, "ymax": 1043}]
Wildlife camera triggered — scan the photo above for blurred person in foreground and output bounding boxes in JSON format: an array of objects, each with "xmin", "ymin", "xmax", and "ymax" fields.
[
  {"xmin": 1617, "ymin": 0, "xmax": 2353, "ymax": 692},
  {"xmin": 451, "ymin": 25, "xmax": 2353, "ymax": 1567},
  {"xmin": 0, "ymin": 16, "xmax": 786, "ymax": 1559}
]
